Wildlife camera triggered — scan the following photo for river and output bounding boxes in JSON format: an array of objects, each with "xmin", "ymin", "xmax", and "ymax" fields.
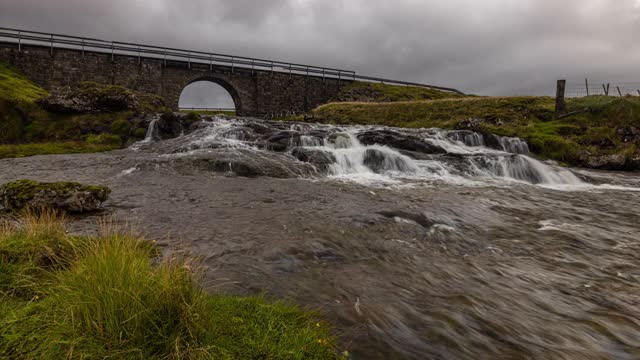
[{"xmin": 2, "ymin": 116, "xmax": 640, "ymax": 359}]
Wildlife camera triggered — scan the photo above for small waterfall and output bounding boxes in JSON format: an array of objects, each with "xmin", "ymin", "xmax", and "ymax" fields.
[
  {"xmin": 311, "ymin": 133, "xmax": 419, "ymax": 177},
  {"xmin": 137, "ymin": 117, "xmax": 589, "ymax": 188},
  {"xmin": 499, "ymin": 137, "xmax": 530, "ymax": 154},
  {"xmin": 466, "ymin": 155, "xmax": 583, "ymax": 185},
  {"xmin": 144, "ymin": 118, "xmax": 159, "ymax": 142},
  {"xmin": 449, "ymin": 131, "xmax": 485, "ymax": 147}
]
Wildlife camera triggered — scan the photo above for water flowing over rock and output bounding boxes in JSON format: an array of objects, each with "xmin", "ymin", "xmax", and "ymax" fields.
[{"xmin": 130, "ymin": 115, "xmax": 588, "ymax": 187}]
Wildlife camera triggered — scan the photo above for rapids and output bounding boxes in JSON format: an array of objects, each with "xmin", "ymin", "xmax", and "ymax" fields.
[{"xmin": 2, "ymin": 115, "xmax": 640, "ymax": 359}]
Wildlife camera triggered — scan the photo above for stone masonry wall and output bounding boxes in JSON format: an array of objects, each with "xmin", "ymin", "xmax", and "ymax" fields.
[{"xmin": 0, "ymin": 42, "xmax": 352, "ymax": 117}]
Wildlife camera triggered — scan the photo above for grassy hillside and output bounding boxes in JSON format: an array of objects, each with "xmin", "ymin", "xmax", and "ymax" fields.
[
  {"xmin": 333, "ymin": 81, "xmax": 465, "ymax": 102},
  {"xmin": 0, "ymin": 63, "xmax": 162, "ymax": 158},
  {"xmin": 0, "ymin": 210, "xmax": 343, "ymax": 359},
  {"xmin": 302, "ymin": 95, "xmax": 640, "ymax": 167},
  {"xmin": 0, "ymin": 63, "xmax": 48, "ymax": 102}
]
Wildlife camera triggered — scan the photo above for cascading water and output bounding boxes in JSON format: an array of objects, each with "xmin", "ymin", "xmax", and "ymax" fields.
[
  {"xmin": 144, "ymin": 117, "xmax": 160, "ymax": 142},
  {"xmin": 134, "ymin": 116, "xmax": 592, "ymax": 188}
]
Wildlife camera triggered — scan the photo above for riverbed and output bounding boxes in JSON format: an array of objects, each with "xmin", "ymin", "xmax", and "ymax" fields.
[{"xmin": 2, "ymin": 116, "xmax": 639, "ymax": 359}]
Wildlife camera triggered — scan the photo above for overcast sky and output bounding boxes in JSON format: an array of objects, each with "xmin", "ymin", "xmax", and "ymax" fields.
[{"xmin": 2, "ymin": 0, "xmax": 639, "ymax": 107}]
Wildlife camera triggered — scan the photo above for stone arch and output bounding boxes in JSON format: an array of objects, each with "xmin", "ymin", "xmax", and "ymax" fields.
[{"xmin": 180, "ymin": 75, "xmax": 242, "ymax": 113}]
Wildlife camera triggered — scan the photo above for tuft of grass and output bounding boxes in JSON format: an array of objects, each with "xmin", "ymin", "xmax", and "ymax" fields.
[
  {"xmin": 0, "ymin": 63, "xmax": 48, "ymax": 103},
  {"xmin": 0, "ymin": 213, "xmax": 343, "ymax": 359},
  {"xmin": 0, "ymin": 141, "xmax": 121, "ymax": 159}
]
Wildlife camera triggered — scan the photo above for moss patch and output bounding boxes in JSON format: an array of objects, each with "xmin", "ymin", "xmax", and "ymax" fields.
[{"xmin": 0, "ymin": 63, "xmax": 48, "ymax": 103}]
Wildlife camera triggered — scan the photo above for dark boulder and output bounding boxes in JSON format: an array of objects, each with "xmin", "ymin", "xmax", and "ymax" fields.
[
  {"xmin": 584, "ymin": 154, "xmax": 627, "ymax": 171},
  {"xmin": 0, "ymin": 179, "xmax": 111, "ymax": 213},
  {"xmin": 363, "ymin": 148, "xmax": 414, "ymax": 173},
  {"xmin": 357, "ymin": 130, "xmax": 446, "ymax": 154},
  {"xmin": 617, "ymin": 126, "xmax": 640, "ymax": 143},
  {"xmin": 291, "ymin": 147, "xmax": 336, "ymax": 173},
  {"xmin": 156, "ymin": 113, "xmax": 184, "ymax": 140},
  {"xmin": 262, "ymin": 131, "xmax": 301, "ymax": 152}
]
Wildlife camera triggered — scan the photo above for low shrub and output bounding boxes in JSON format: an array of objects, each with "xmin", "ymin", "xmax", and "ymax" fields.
[{"xmin": 110, "ymin": 119, "xmax": 131, "ymax": 136}]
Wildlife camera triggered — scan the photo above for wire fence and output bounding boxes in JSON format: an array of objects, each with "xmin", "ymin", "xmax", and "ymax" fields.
[{"xmin": 566, "ymin": 80, "xmax": 640, "ymax": 97}]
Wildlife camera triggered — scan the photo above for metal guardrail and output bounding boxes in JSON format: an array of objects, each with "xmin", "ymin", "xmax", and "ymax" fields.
[
  {"xmin": 0, "ymin": 27, "xmax": 464, "ymax": 94},
  {"xmin": 179, "ymin": 107, "xmax": 235, "ymax": 112}
]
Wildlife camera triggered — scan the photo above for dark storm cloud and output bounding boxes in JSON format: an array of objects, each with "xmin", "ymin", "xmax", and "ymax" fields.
[{"xmin": 2, "ymin": 0, "xmax": 639, "ymax": 98}]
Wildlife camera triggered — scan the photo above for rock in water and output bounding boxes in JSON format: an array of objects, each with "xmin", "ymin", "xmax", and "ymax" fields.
[
  {"xmin": 0, "ymin": 180, "xmax": 111, "ymax": 213},
  {"xmin": 357, "ymin": 129, "xmax": 446, "ymax": 154},
  {"xmin": 291, "ymin": 147, "xmax": 337, "ymax": 173}
]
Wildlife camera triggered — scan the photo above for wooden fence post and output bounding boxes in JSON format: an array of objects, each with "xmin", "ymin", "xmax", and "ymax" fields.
[
  {"xmin": 555, "ymin": 80, "xmax": 566, "ymax": 115},
  {"xmin": 617, "ymin": 86, "xmax": 623, "ymax": 97},
  {"xmin": 585, "ymin": 78, "xmax": 589, "ymax": 96},
  {"xmin": 637, "ymin": 90, "xmax": 640, "ymax": 96}
]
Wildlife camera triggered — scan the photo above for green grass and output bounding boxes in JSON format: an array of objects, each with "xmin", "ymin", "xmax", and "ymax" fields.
[
  {"xmin": 333, "ymin": 81, "xmax": 466, "ymax": 102},
  {"xmin": 0, "ymin": 211, "xmax": 343, "ymax": 359},
  {"xmin": 0, "ymin": 63, "xmax": 48, "ymax": 103},
  {"xmin": 299, "ymin": 95, "xmax": 640, "ymax": 167},
  {"xmin": 179, "ymin": 110, "xmax": 237, "ymax": 116},
  {"xmin": 0, "ymin": 141, "xmax": 121, "ymax": 159}
]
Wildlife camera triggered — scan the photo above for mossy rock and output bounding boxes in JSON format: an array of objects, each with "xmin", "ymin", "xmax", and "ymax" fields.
[{"xmin": 0, "ymin": 180, "xmax": 111, "ymax": 213}]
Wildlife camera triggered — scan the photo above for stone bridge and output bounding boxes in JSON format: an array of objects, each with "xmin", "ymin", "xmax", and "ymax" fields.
[
  {"xmin": 0, "ymin": 28, "xmax": 461, "ymax": 117},
  {"xmin": 0, "ymin": 42, "xmax": 352, "ymax": 117}
]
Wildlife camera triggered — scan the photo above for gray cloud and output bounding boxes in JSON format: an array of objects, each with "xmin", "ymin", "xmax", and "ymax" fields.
[{"xmin": 2, "ymin": 0, "xmax": 639, "ymax": 101}]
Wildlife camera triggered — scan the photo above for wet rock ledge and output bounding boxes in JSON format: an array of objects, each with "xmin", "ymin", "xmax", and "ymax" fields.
[{"xmin": 0, "ymin": 180, "xmax": 111, "ymax": 213}]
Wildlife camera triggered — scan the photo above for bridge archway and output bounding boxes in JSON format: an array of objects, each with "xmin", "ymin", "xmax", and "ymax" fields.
[{"xmin": 178, "ymin": 77, "xmax": 240, "ymax": 114}]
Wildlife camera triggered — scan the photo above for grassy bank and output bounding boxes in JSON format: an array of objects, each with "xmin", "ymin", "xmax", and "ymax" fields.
[
  {"xmin": 301, "ymin": 95, "xmax": 640, "ymax": 167},
  {"xmin": 0, "ymin": 142, "xmax": 121, "ymax": 159},
  {"xmin": 0, "ymin": 211, "xmax": 343, "ymax": 359}
]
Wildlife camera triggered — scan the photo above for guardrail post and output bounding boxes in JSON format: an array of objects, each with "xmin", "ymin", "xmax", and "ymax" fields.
[
  {"xmin": 138, "ymin": 47, "xmax": 141, "ymax": 64},
  {"xmin": 18, "ymin": 31, "xmax": 21, "ymax": 52},
  {"xmin": 251, "ymin": 60, "xmax": 254, "ymax": 75},
  {"xmin": 163, "ymin": 50, "xmax": 166, "ymax": 66},
  {"xmin": 555, "ymin": 79, "xmax": 566, "ymax": 115},
  {"xmin": 231, "ymin": 57, "xmax": 235, "ymax": 73},
  {"xmin": 289, "ymin": 65, "xmax": 292, "ymax": 78},
  {"xmin": 209, "ymin": 55, "xmax": 212, "ymax": 71},
  {"xmin": 111, "ymin": 42, "xmax": 114, "ymax": 61},
  {"xmin": 50, "ymin": 34, "xmax": 53, "ymax": 56},
  {"xmin": 322, "ymin": 69, "xmax": 325, "ymax": 83},
  {"xmin": 338, "ymin": 71, "xmax": 341, "ymax": 81},
  {"xmin": 81, "ymin": 39, "xmax": 85, "ymax": 58},
  {"xmin": 271, "ymin": 62, "xmax": 274, "ymax": 76},
  {"xmin": 187, "ymin": 51, "xmax": 191, "ymax": 69},
  {"xmin": 306, "ymin": 66, "xmax": 309, "ymax": 76}
]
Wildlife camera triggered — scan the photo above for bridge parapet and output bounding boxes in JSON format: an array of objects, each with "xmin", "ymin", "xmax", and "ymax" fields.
[{"xmin": 0, "ymin": 27, "xmax": 463, "ymax": 116}]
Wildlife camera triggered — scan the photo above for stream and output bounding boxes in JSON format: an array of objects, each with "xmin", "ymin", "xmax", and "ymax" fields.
[{"xmin": 2, "ymin": 115, "xmax": 640, "ymax": 359}]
